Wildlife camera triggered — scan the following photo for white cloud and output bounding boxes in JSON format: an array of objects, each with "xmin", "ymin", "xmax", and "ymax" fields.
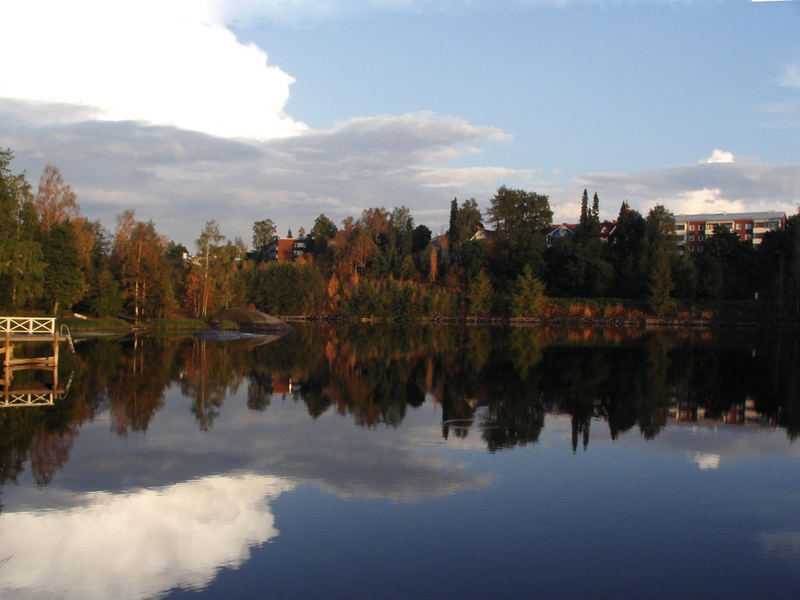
[
  {"xmin": 2, "ymin": 103, "xmax": 521, "ymax": 244},
  {"xmin": 691, "ymin": 451, "xmax": 721, "ymax": 470},
  {"xmin": 702, "ymin": 148, "xmax": 735, "ymax": 164},
  {"xmin": 779, "ymin": 64, "xmax": 800, "ymax": 89},
  {"xmin": 0, "ymin": 0, "xmax": 305, "ymax": 140},
  {"xmin": 0, "ymin": 474, "xmax": 293, "ymax": 600},
  {"xmin": 558, "ymin": 160, "xmax": 800, "ymax": 222}
]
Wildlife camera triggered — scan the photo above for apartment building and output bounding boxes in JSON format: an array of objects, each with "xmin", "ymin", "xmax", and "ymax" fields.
[{"xmin": 673, "ymin": 211, "xmax": 786, "ymax": 254}]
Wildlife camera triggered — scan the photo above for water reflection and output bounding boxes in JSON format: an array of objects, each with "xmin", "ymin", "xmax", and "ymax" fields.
[
  {"xmin": 1, "ymin": 325, "xmax": 800, "ymax": 500},
  {"xmin": 2, "ymin": 325, "xmax": 800, "ymax": 598},
  {"xmin": 0, "ymin": 474, "xmax": 292, "ymax": 600}
]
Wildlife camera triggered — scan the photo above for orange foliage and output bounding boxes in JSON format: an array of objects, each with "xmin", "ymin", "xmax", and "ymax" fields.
[{"xmin": 35, "ymin": 164, "xmax": 79, "ymax": 230}]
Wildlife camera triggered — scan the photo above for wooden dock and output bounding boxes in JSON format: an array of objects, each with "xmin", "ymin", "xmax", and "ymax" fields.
[{"xmin": 1, "ymin": 317, "xmax": 74, "ymax": 407}]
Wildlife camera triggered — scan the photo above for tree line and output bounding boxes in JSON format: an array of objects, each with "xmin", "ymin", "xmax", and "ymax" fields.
[{"xmin": 2, "ymin": 148, "xmax": 799, "ymax": 319}]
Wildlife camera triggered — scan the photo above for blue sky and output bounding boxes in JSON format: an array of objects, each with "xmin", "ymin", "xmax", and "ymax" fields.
[
  {"xmin": 238, "ymin": 1, "xmax": 798, "ymax": 171},
  {"xmin": 0, "ymin": 0, "xmax": 798, "ymax": 247}
]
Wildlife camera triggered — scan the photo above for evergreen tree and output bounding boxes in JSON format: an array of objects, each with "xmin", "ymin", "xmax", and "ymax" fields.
[
  {"xmin": 468, "ymin": 270, "xmax": 494, "ymax": 316},
  {"xmin": 42, "ymin": 221, "xmax": 85, "ymax": 314},
  {"xmin": 448, "ymin": 197, "xmax": 460, "ymax": 246},
  {"xmin": 648, "ymin": 251, "xmax": 675, "ymax": 315},
  {"xmin": 511, "ymin": 264, "xmax": 547, "ymax": 317},
  {"xmin": 579, "ymin": 189, "xmax": 590, "ymax": 229}
]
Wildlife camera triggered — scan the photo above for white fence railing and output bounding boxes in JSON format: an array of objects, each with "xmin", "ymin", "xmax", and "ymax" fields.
[
  {"xmin": 0, "ymin": 317, "xmax": 56, "ymax": 334},
  {"xmin": 1, "ymin": 392, "xmax": 55, "ymax": 407}
]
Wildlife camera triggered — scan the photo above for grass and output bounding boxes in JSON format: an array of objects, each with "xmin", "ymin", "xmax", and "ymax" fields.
[
  {"xmin": 150, "ymin": 318, "xmax": 208, "ymax": 330},
  {"xmin": 58, "ymin": 317, "xmax": 131, "ymax": 331},
  {"xmin": 56, "ymin": 316, "xmax": 209, "ymax": 331}
]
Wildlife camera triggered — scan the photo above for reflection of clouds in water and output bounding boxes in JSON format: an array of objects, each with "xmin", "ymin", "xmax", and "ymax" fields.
[
  {"xmin": 53, "ymin": 395, "xmax": 495, "ymax": 504},
  {"xmin": 759, "ymin": 530, "xmax": 800, "ymax": 559},
  {"xmin": 691, "ymin": 452, "xmax": 721, "ymax": 471},
  {"xmin": 540, "ymin": 414, "xmax": 800, "ymax": 464},
  {"xmin": 0, "ymin": 474, "xmax": 293, "ymax": 600}
]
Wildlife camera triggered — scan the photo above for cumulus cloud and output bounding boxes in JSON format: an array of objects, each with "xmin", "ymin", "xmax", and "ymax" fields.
[
  {"xmin": 702, "ymin": 148, "xmax": 735, "ymax": 164},
  {"xmin": 0, "ymin": 474, "xmax": 292, "ymax": 600},
  {"xmin": 0, "ymin": 0, "xmax": 305, "ymax": 139}
]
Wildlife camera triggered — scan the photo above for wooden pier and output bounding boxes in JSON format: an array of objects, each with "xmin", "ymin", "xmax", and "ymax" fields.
[{"xmin": 1, "ymin": 317, "xmax": 74, "ymax": 407}]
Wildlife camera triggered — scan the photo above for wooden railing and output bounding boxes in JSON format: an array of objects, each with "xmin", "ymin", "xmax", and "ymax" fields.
[{"xmin": 0, "ymin": 317, "xmax": 56, "ymax": 335}]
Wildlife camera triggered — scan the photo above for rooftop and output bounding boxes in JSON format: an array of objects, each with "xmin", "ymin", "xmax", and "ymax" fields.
[{"xmin": 674, "ymin": 211, "xmax": 785, "ymax": 222}]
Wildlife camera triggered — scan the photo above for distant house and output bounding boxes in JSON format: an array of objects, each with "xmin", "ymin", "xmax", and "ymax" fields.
[
  {"xmin": 598, "ymin": 221, "xmax": 616, "ymax": 243},
  {"xmin": 545, "ymin": 221, "xmax": 617, "ymax": 248},
  {"xmin": 545, "ymin": 224, "xmax": 577, "ymax": 248},
  {"xmin": 469, "ymin": 227, "xmax": 497, "ymax": 243},
  {"xmin": 673, "ymin": 211, "xmax": 786, "ymax": 255}
]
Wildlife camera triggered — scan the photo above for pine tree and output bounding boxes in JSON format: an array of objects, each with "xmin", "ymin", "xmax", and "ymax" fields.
[
  {"xmin": 448, "ymin": 198, "xmax": 460, "ymax": 247},
  {"xmin": 579, "ymin": 189, "xmax": 590, "ymax": 228},
  {"xmin": 468, "ymin": 270, "xmax": 493, "ymax": 316},
  {"xmin": 648, "ymin": 252, "xmax": 675, "ymax": 315},
  {"xmin": 511, "ymin": 264, "xmax": 547, "ymax": 318}
]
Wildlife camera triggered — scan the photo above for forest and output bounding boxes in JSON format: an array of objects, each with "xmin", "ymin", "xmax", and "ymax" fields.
[{"xmin": 2, "ymin": 147, "xmax": 799, "ymax": 321}]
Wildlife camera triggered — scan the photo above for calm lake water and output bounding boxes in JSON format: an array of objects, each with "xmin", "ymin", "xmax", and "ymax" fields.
[{"xmin": 2, "ymin": 324, "xmax": 800, "ymax": 599}]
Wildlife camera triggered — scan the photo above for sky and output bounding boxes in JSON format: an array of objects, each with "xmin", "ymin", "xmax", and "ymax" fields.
[{"xmin": 0, "ymin": 0, "xmax": 798, "ymax": 248}]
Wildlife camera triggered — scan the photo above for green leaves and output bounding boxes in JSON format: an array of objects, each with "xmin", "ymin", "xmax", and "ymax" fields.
[{"xmin": 511, "ymin": 265, "xmax": 546, "ymax": 318}]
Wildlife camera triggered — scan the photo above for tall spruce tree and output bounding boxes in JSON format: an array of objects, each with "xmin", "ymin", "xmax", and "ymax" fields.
[
  {"xmin": 448, "ymin": 198, "xmax": 460, "ymax": 246},
  {"xmin": 579, "ymin": 189, "xmax": 590, "ymax": 228}
]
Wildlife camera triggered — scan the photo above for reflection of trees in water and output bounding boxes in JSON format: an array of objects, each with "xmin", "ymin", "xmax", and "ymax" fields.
[
  {"xmin": 179, "ymin": 338, "xmax": 248, "ymax": 431},
  {"xmin": 246, "ymin": 370, "xmax": 272, "ymax": 412},
  {"xmin": 106, "ymin": 336, "xmax": 180, "ymax": 435},
  {"xmin": 5, "ymin": 325, "xmax": 800, "ymax": 503}
]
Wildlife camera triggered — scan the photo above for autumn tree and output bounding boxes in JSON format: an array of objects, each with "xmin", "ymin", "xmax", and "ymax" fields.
[
  {"xmin": 334, "ymin": 218, "xmax": 376, "ymax": 284},
  {"xmin": 112, "ymin": 211, "xmax": 167, "ymax": 321},
  {"xmin": 195, "ymin": 220, "xmax": 226, "ymax": 318},
  {"xmin": 35, "ymin": 164, "xmax": 79, "ymax": 231},
  {"xmin": 217, "ymin": 238, "xmax": 248, "ymax": 310}
]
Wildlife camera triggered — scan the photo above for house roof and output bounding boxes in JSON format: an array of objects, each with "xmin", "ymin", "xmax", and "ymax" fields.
[{"xmin": 673, "ymin": 211, "xmax": 785, "ymax": 222}]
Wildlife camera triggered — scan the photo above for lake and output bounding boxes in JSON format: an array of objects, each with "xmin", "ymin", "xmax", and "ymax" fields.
[{"xmin": 2, "ymin": 324, "xmax": 800, "ymax": 599}]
